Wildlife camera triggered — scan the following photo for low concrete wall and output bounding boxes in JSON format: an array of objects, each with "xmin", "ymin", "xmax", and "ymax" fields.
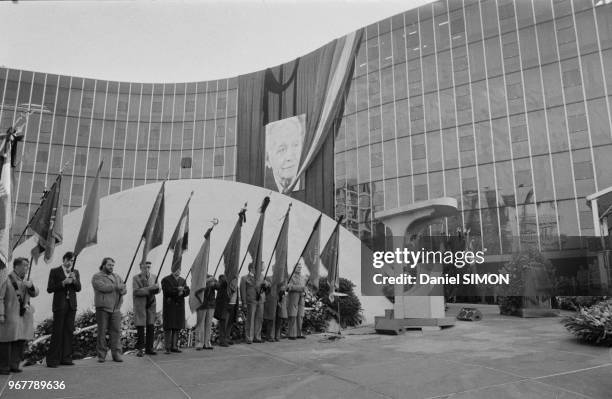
[{"xmin": 15, "ymin": 179, "xmax": 388, "ymax": 326}]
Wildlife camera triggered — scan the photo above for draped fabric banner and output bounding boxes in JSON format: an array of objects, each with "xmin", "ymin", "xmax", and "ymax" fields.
[{"xmin": 236, "ymin": 29, "xmax": 363, "ymax": 217}]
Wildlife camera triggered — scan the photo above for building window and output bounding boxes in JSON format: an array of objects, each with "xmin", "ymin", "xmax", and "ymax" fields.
[
  {"xmin": 181, "ymin": 157, "xmax": 192, "ymax": 169},
  {"xmin": 112, "ymin": 156, "xmax": 123, "ymax": 168},
  {"xmin": 214, "ymin": 153, "xmax": 224, "ymax": 166},
  {"xmin": 573, "ymin": 161, "xmax": 593, "ymax": 180}
]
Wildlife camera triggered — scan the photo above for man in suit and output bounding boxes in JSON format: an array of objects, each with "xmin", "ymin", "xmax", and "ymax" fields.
[
  {"xmin": 161, "ymin": 267, "xmax": 190, "ymax": 354},
  {"xmin": 214, "ymin": 274, "xmax": 236, "ymax": 347},
  {"xmin": 132, "ymin": 261, "xmax": 160, "ymax": 357},
  {"xmin": 0, "ymin": 258, "xmax": 39, "ymax": 374},
  {"xmin": 46, "ymin": 252, "xmax": 81, "ymax": 368},
  {"xmin": 92, "ymin": 257, "xmax": 126, "ymax": 363},
  {"xmin": 287, "ymin": 264, "xmax": 306, "ymax": 340},
  {"xmin": 240, "ymin": 263, "xmax": 269, "ymax": 343}
]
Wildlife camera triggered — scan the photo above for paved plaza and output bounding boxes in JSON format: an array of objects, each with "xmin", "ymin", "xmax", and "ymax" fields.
[{"xmin": 0, "ymin": 314, "xmax": 610, "ymax": 399}]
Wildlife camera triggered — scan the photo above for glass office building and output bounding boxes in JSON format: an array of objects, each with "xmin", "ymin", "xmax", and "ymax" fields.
[{"xmin": 1, "ymin": 0, "xmax": 612, "ymax": 259}]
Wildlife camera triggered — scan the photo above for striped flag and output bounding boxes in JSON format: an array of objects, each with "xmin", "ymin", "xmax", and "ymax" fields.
[
  {"xmin": 0, "ymin": 134, "xmax": 13, "ymax": 281},
  {"xmin": 169, "ymin": 193, "xmax": 192, "ymax": 273},
  {"xmin": 74, "ymin": 162, "xmax": 103, "ymax": 256}
]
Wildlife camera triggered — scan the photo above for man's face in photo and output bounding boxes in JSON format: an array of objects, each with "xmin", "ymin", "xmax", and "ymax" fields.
[{"xmin": 265, "ymin": 115, "xmax": 305, "ymax": 191}]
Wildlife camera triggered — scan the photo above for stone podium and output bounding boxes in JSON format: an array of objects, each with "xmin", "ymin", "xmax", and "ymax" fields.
[{"xmin": 374, "ymin": 198, "xmax": 458, "ymax": 334}]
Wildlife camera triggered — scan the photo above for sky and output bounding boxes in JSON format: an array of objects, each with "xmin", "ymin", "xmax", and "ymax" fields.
[{"xmin": 0, "ymin": 0, "xmax": 431, "ymax": 83}]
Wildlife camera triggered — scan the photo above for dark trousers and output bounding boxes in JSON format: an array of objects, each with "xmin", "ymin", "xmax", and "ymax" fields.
[
  {"xmin": 46, "ymin": 306, "xmax": 76, "ymax": 366},
  {"xmin": 275, "ymin": 315, "xmax": 286, "ymax": 340},
  {"xmin": 164, "ymin": 329, "xmax": 179, "ymax": 350},
  {"xmin": 96, "ymin": 310, "xmax": 122, "ymax": 360},
  {"xmin": 136, "ymin": 325, "xmax": 155, "ymax": 351},
  {"xmin": 0, "ymin": 340, "xmax": 25, "ymax": 372}
]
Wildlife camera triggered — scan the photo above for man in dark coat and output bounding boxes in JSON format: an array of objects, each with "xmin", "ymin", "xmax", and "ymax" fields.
[
  {"xmin": 214, "ymin": 274, "xmax": 235, "ymax": 347},
  {"xmin": 262, "ymin": 277, "xmax": 276, "ymax": 342},
  {"xmin": 132, "ymin": 261, "xmax": 160, "ymax": 357},
  {"xmin": 46, "ymin": 252, "xmax": 81, "ymax": 368},
  {"xmin": 161, "ymin": 267, "xmax": 190, "ymax": 354}
]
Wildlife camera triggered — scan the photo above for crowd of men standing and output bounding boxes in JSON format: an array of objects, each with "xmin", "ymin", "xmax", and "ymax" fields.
[{"xmin": 0, "ymin": 251, "xmax": 308, "ymax": 374}]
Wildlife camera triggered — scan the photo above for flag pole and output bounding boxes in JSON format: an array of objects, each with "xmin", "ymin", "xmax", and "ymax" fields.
[
  {"xmin": 26, "ymin": 255, "xmax": 34, "ymax": 280},
  {"xmin": 185, "ymin": 219, "xmax": 218, "ymax": 280},
  {"xmin": 123, "ymin": 180, "xmax": 167, "ymax": 284},
  {"xmin": 123, "ymin": 238, "xmax": 144, "ymax": 284},
  {"xmin": 287, "ymin": 213, "xmax": 322, "ymax": 284},
  {"xmin": 12, "ymin": 162, "xmax": 69, "ymax": 251},
  {"xmin": 262, "ymin": 203, "xmax": 291, "ymax": 281},
  {"xmin": 154, "ymin": 191, "xmax": 194, "ymax": 283}
]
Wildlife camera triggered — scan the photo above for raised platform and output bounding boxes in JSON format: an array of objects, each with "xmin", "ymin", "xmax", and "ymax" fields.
[{"xmin": 374, "ymin": 309, "xmax": 455, "ymax": 334}]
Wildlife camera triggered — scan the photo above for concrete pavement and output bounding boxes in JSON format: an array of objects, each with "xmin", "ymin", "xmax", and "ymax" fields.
[{"xmin": 0, "ymin": 314, "xmax": 610, "ymax": 399}]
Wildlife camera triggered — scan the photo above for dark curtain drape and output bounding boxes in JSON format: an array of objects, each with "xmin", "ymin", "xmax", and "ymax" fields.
[{"xmin": 236, "ymin": 32, "xmax": 362, "ymax": 217}]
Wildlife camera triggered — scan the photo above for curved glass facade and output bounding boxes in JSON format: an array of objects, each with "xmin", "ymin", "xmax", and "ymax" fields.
[
  {"xmin": 1, "ymin": 0, "xmax": 612, "ymax": 257},
  {"xmin": 0, "ymin": 72, "xmax": 238, "ymax": 244},
  {"xmin": 334, "ymin": 0, "xmax": 612, "ymax": 256}
]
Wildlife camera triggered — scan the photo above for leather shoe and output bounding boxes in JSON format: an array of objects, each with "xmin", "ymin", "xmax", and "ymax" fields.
[
  {"xmin": 297, "ymin": 336, "xmax": 306, "ymax": 339},
  {"xmin": 46, "ymin": 364, "xmax": 58, "ymax": 368},
  {"xmin": 10, "ymin": 368, "xmax": 23, "ymax": 373},
  {"xmin": 97, "ymin": 358, "xmax": 105, "ymax": 363},
  {"xmin": 228, "ymin": 340, "xmax": 234, "ymax": 345},
  {"xmin": 253, "ymin": 339, "xmax": 263, "ymax": 343},
  {"xmin": 219, "ymin": 342, "xmax": 229, "ymax": 347},
  {"xmin": 288, "ymin": 337, "xmax": 296, "ymax": 340},
  {"xmin": 136, "ymin": 350, "xmax": 144, "ymax": 357},
  {"xmin": 0, "ymin": 370, "xmax": 9, "ymax": 375},
  {"xmin": 164, "ymin": 349, "xmax": 171, "ymax": 354},
  {"xmin": 195, "ymin": 347, "xmax": 203, "ymax": 351},
  {"xmin": 170, "ymin": 348, "xmax": 182, "ymax": 353},
  {"xmin": 145, "ymin": 350, "xmax": 157, "ymax": 355},
  {"xmin": 204, "ymin": 346, "xmax": 213, "ymax": 350},
  {"xmin": 60, "ymin": 361, "xmax": 75, "ymax": 365},
  {"xmin": 112, "ymin": 357, "xmax": 123, "ymax": 362}
]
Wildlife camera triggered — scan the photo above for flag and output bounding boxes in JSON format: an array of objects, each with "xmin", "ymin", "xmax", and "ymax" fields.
[
  {"xmin": 0, "ymin": 133, "xmax": 14, "ymax": 283},
  {"xmin": 169, "ymin": 193, "xmax": 191, "ymax": 273},
  {"xmin": 74, "ymin": 162, "xmax": 103, "ymax": 256},
  {"xmin": 272, "ymin": 206, "xmax": 290, "ymax": 288},
  {"xmin": 141, "ymin": 181, "xmax": 165, "ymax": 264},
  {"xmin": 301, "ymin": 214, "xmax": 321, "ymax": 290},
  {"xmin": 321, "ymin": 218, "xmax": 342, "ymax": 302},
  {"xmin": 189, "ymin": 227, "xmax": 212, "ymax": 313},
  {"xmin": 222, "ymin": 207, "xmax": 246, "ymax": 293},
  {"xmin": 30, "ymin": 174, "xmax": 64, "ymax": 263},
  {"xmin": 247, "ymin": 197, "xmax": 270, "ymax": 283}
]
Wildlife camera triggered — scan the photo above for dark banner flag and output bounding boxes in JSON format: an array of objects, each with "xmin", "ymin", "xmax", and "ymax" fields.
[
  {"xmin": 74, "ymin": 162, "xmax": 103, "ymax": 257},
  {"xmin": 31, "ymin": 174, "xmax": 64, "ymax": 263},
  {"xmin": 301, "ymin": 214, "xmax": 321, "ymax": 290},
  {"xmin": 321, "ymin": 217, "xmax": 342, "ymax": 302},
  {"xmin": 272, "ymin": 207, "xmax": 290, "ymax": 288},
  {"xmin": 141, "ymin": 181, "xmax": 165, "ymax": 264},
  {"xmin": 223, "ymin": 207, "xmax": 246, "ymax": 292},
  {"xmin": 236, "ymin": 29, "xmax": 363, "ymax": 217},
  {"xmin": 247, "ymin": 197, "xmax": 270, "ymax": 283}
]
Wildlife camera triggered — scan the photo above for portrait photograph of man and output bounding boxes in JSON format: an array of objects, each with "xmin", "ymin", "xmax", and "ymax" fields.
[{"xmin": 264, "ymin": 114, "xmax": 305, "ymax": 194}]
